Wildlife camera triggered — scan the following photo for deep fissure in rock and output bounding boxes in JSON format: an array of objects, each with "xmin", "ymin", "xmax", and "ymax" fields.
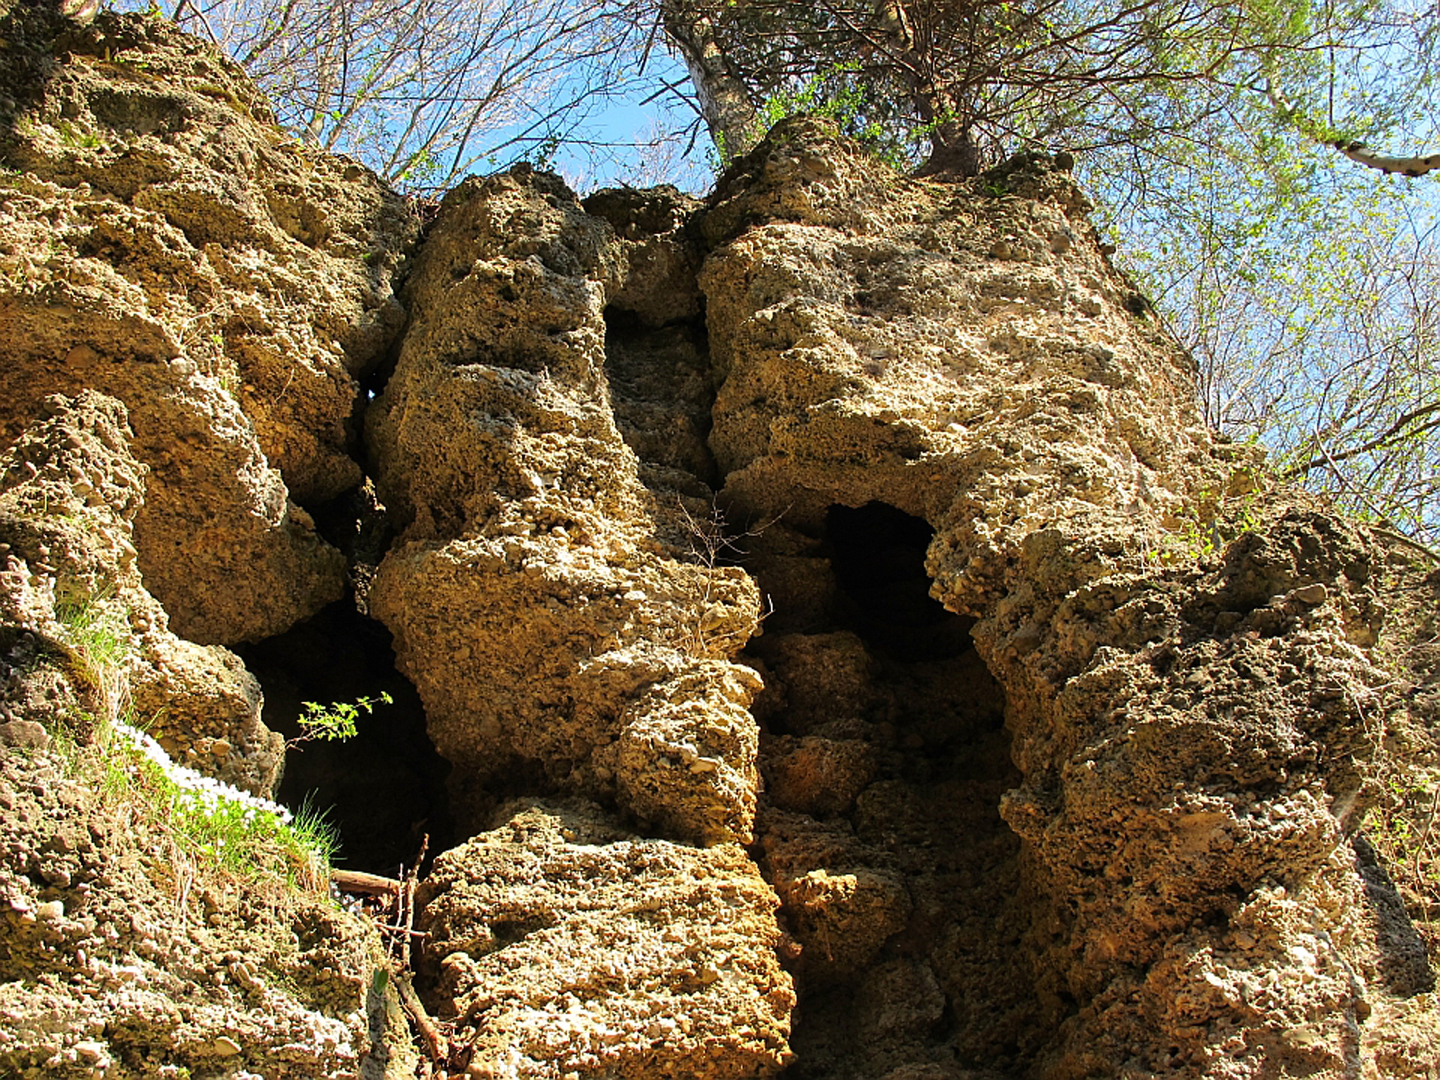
[
  {"xmin": 235, "ymin": 600, "xmax": 452, "ymax": 874},
  {"xmin": 745, "ymin": 502, "xmax": 1041, "ymax": 1077},
  {"xmin": 602, "ymin": 307, "xmax": 721, "ymax": 495},
  {"xmin": 824, "ymin": 502, "xmax": 972, "ymax": 660}
]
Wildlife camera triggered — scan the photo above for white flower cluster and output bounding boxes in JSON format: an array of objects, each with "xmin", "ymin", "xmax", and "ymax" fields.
[{"xmin": 111, "ymin": 720, "xmax": 294, "ymax": 826}]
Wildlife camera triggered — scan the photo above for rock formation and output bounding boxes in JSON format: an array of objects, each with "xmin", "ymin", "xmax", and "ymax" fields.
[
  {"xmin": 0, "ymin": 0, "xmax": 416, "ymax": 644},
  {"xmin": 2, "ymin": 7, "xmax": 1438, "ymax": 1079}
]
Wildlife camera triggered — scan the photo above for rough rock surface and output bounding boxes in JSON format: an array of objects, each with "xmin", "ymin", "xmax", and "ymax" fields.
[
  {"xmin": 367, "ymin": 169, "xmax": 764, "ymax": 845},
  {"xmin": 0, "ymin": 3, "xmax": 417, "ymax": 643},
  {"xmin": 691, "ymin": 119, "xmax": 1440, "ymax": 1077},
  {"xmin": 0, "ymin": 743, "xmax": 413, "ymax": 1079},
  {"xmin": 416, "ymin": 798, "xmax": 795, "ymax": 1078},
  {"xmin": 0, "ymin": 391, "xmax": 281, "ymax": 794},
  {"xmin": 1, "ymin": 11, "xmax": 1439, "ymax": 1076}
]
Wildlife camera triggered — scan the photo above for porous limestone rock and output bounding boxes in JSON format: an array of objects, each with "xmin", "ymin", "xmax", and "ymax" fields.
[
  {"xmin": 367, "ymin": 168, "xmax": 764, "ymax": 845},
  {"xmin": 0, "ymin": 4, "xmax": 417, "ymax": 643},
  {"xmin": 0, "ymin": 739, "xmax": 414, "ymax": 1079},
  {"xmin": 416, "ymin": 798, "xmax": 795, "ymax": 1079},
  {"xmin": 692, "ymin": 118, "xmax": 1440, "ymax": 1077},
  {"xmin": 0, "ymin": 391, "xmax": 280, "ymax": 794}
]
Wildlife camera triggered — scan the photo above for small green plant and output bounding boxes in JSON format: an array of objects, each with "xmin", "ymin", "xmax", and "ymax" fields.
[
  {"xmin": 1149, "ymin": 489, "xmax": 1263, "ymax": 565},
  {"xmin": 106, "ymin": 718, "xmax": 338, "ymax": 890},
  {"xmin": 54, "ymin": 595, "xmax": 132, "ymax": 734},
  {"xmin": 293, "ymin": 692, "xmax": 394, "ymax": 746},
  {"xmin": 55, "ymin": 120, "xmax": 102, "ymax": 151}
]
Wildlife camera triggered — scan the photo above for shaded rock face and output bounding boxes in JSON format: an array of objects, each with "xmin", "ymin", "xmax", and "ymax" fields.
[{"xmin": 0, "ymin": 5, "xmax": 417, "ymax": 644}]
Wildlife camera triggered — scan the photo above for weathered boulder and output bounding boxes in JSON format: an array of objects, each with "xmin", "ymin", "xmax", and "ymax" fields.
[
  {"xmin": 0, "ymin": 391, "xmax": 280, "ymax": 794},
  {"xmin": 416, "ymin": 798, "xmax": 795, "ymax": 1079},
  {"xmin": 368, "ymin": 169, "xmax": 764, "ymax": 844},
  {"xmin": 0, "ymin": 5, "xmax": 417, "ymax": 643}
]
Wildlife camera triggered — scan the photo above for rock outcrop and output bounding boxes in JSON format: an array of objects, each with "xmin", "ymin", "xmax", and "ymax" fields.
[
  {"xmin": 0, "ymin": 2, "xmax": 417, "ymax": 644},
  {"xmin": 416, "ymin": 798, "xmax": 794, "ymax": 1079},
  {"xmin": 0, "ymin": 391, "xmax": 281, "ymax": 793},
  {"xmin": 367, "ymin": 169, "xmax": 765, "ymax": 846},
  {"xmin": 1, "ymin": 9, "xmax": 1437, "ymax": 1079},
  {"xmin": 0, "ymin": 393, "xmax": 412, "ymax": 1078}
]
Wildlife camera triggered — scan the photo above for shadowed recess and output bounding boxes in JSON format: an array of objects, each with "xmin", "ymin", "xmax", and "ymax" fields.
[
  {"xmin": 235, "ymin": 601, "xmax": 453, "ymax": 875},
  {"xmin": 825, "ymin": 501, "xmax": 973, "ymax": 660}
]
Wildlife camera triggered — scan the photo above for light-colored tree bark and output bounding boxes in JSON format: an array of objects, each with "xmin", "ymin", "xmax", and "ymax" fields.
[{"xmin": 660, "ymin": 1, "xmax": 762, "ymax": 161}]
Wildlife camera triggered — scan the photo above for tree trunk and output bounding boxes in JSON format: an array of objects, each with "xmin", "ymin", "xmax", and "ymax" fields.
[
  {"xmin": 873, "ymin": 1, "xmax": 982, "ymax": 175},
  {"xmin": 661, "ymin": 1, "xmax": 760, "ymax": 163}
]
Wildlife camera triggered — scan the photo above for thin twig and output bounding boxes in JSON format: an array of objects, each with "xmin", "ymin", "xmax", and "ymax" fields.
[{"xmin": 397, "ymin": 971, "xmax": 447, "ymax": 1064}]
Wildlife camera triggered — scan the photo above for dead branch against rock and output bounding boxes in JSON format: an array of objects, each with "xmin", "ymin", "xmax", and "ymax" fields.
[
  {"xmin": 331, "ymin": 868, "xmax": 402, "ymax": 896},
  {"xmin": 397, "ymin": 969, "xmax": 448, "ymax": 1067},
  {"xmin": 400, "ymin": 833, "xmax": 427, "ymax": 968}
]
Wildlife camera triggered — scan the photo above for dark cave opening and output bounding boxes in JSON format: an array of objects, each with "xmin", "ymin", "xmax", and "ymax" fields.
[
  {"xmin": 745, "ymin": 501, "xmax": 1036, "ymax": 1077},
  {"xmin": 824, "ymin": 501, "xmax": 973, "ymax": 661},
  {"xmin": 234, "ymin": 601, "xmax": 452, "ymax": 875}
]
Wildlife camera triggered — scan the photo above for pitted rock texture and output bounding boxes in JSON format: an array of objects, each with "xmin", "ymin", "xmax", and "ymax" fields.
[
  {"xmin": 691, "ymin": 119, "xmax": 1440, "ymax": 1077},
  {"xmin": 0, "ymin": 746, "xmax": 413, "ymax": 1079},
  {"xmin": 698, "ymin": 123, "xmax": 1215, "ymax": 612},
  {"xmin": 978, "ymin": 509, "xmax": 1429, "ymax": 1079},
  {"xmin": 415, "ymin": 799, "xmax": 795, "ymax": 1079},
  {"xmin": 0, "ymin": 391, "xmax": 280, "ymax": 794},
  {"xmin": 367, "ymin": 168, "xmax": 764, "ymax": 844},
  {"xmin": 0, "ymin": 23, "xmax": 1437, "ymax": 1077},
  {"xmin": 0, "ymin": 5, "xmax": 417, "ymax": 643}
]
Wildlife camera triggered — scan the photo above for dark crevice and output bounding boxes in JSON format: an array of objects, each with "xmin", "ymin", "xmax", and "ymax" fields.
[
  {"xmin": 602, "ymin": 307, "xmax": 720, "ymax": 493},
  {"xmin": 742, "ymin": 501, "xmax": 1038, "ymax": 1078},
  {"xmin": 235, "ymin": 601, "xmax": 452, "ymax": 875},
  {"xmin": 825, "ymin": 501, "xmax": 974, "ymax": 660}
]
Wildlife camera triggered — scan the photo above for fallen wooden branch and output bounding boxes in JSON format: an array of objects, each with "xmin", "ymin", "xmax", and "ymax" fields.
[
  {"xmin": 397, "ymin": 970, "xmax": 447, "ymax": 1065},
  {"xmin": 332, "ymin": 869, "xmax": 402, "ymax": 896}
]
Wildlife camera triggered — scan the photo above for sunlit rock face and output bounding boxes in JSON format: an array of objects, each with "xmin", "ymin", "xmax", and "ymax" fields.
[
  {"xmin": 366, "ymin": 168, "xmax": 765, "ymax": 847},
  {"xmin": 1, "ymin": 4, "xmax": 1437, "ymax": 1072},
  {"xmin": 417, "ymin": 799, "xmax": 795, "ymax": 1079},
  {"xmin": 689, "ymin": 118, "xmax": 1436, "ymax": 1078},
  {"xmin": 0, "ymin": 6, "xmax": 417, "ymax": 644}
]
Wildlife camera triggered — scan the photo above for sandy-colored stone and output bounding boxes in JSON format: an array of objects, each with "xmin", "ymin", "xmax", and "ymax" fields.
[
  {"xmin": 0, "ymin": 391, "xmax": 280, "ymax": 793},
  {"xmin": 696, "ymin": 118, "xmax": 1440, "ymax": 1076},
  {"xmin": 367, "ymin": 168, "xmax": 764, "ymax": 844},
  {"xmin": 416, "ymin": 798, "xmax": 795, "ymax": 1078},
  {"xmin": 0, "ymin": 745, "xmax": 412, "ymax": 1079},
  {"xmin": 0, "ymin": 6, "xmax": 417, "ymax": 643}
]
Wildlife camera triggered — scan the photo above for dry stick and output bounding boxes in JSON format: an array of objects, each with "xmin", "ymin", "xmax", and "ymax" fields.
[
  {"xmin": 397, "ymin": 971, "xmax": 447, "ymax": 1065},
  {"xmin": 331, "ymin": 868, "xmax": 402, "ymax": 896},
  {"xmin": 401, "ymin": 834, "xmax": 428, "ymax": 969},
  {"xmin": 395, "ymin": 833, "xmax": 445, "ymax": 1067}
]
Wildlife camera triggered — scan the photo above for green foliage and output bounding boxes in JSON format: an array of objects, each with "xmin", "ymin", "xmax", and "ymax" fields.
[
  {"xmin": 752, "ymin": 62, "xmax": 914, "ymax": 170},
  {"xmin": 295, "ymin": 691, "xmax": 394, "ymax": 745},
  {"xmin": 55, "ymin": 598, "xmax": 130, "ymax": 679},
  {"xmin": 44, "ymin": 596, "xmax": 335, "ymax": 889},
  {"xmin": 1149, "ymin": 488, "xmax": 1263, "ymax": 564}
]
